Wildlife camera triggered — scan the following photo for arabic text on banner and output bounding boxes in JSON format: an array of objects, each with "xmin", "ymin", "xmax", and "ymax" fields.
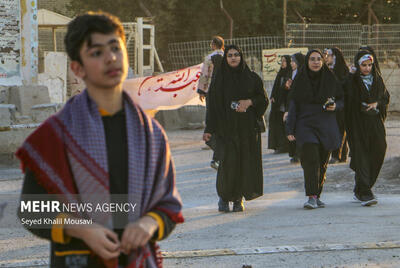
[
  {"xmin": 262, "ymin": 47, "xmax": 308, "ymax": 81},
  {"xmin": 123, "ymin": 64, "xmax": 204, "ymax": 110}
]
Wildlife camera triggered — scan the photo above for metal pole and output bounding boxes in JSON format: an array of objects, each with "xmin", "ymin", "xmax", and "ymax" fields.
[
  {"xmin": 283, "ymin": 0, "xmax": 287, "ymax": 46},
  {"xmin": 220, "ymin": 0, "xmax": 233, "ymax": 39},
  {"xmin": 136, "ymin": 17, "xmax": 144, "ymax": 77}
]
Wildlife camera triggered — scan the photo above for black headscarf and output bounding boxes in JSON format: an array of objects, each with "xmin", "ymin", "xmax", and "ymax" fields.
[
  {"xmin": 351, "ymin": 50, "xmax": 389, "ymax": 120},
  {"xmin": 291, "ymin": 49, "xmax": 342, "ymax": 104},
  {"xmin": 329, "ymin": 47, "xmax": 349, "ymax": 81},
  {"xmin": 270, "ymin": 55, "xmax": 292, "ymax": 102},
  {"xmin": 277, "ymin": 55, "xmax": 292, "ymax": 77},
  {"xmin": 291, "ymin": 53, "xmax": 305, "ymax": 69}
]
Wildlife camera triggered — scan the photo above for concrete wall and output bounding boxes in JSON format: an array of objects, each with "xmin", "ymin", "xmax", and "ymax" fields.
[
  {"xmin": 382, "ymin": 68, "xmax": 400, "ymax": 112},
  {"xmin": 155, "ymin": 106, "xmax": 206, "ymax": 130}
]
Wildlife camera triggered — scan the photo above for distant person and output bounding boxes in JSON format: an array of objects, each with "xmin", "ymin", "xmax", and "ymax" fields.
[
  {"xmin": 284, "ymin": 52, "xmax": 305, "ymax": 164},
  {"xmin": 324, "ymin": 47, "xmax": 350, "ymax": 163},
  {"xmin": 203, "ymin": 44, "xmax": 268, "ymax": 212},
  {"xmin": 286, "ymin": 49, "xmax": 344, "ymax": 209},
  {"xmin": 17, "ymin": 12, "xmax": 183, "ymax": 268},
  {"xmin": 345, "ymin": 50, "xmax": 390, "ymax": 206},
  {"xmin": 198, "ymin": 36, "xmax": 224, "ymax": 170},
  {"xmin": 268, "ymin": 55, "xmax": 292, "ymax": 154}
]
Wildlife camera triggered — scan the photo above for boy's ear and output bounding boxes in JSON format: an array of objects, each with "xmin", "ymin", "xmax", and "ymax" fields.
[{"xmin": 70, "ymin": 61, "xmax": 86, "ymax": 80}]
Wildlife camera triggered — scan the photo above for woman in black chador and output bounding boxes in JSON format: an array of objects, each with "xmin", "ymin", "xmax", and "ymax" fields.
[
  {"xmin": 286, "ymin": 49, "xmax": 344, "ymax": 209},
  {"xmin": 268, "ymin": 55, "xmax": 292, "ymax": 153},
  {"xmin": 285, "ymin": 53, "xmax": 305, "ymax": 163},
  {"xmin": 345, "ymin": 50, "xmax": 390, "ymax": 206},
  {"xmin": 203, "ymin": 44, "xmax": 268, "ymax": 212},
  {"xmin": 324, "ymin": 47, "xmax": 350, "ymax": 163}
]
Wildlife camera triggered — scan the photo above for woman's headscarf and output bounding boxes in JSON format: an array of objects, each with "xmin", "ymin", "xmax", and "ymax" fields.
[
  {"xmin": 270, "ymin": 55, "xmax": 292, "ymax": 102},
  {"xmin": 291, "ymin": 53, "xmax": 305, "ymax": 69},
  {"xmin": 359, "ymin": 46, "xmax": 381, "ymax": 73},
  {"xmin": 278, "ymin": 55, "xmax": 292, "ymax": 77},
  {"xmin": 208, "ymin": 44, "xmax": 258, "ymax": 135},
  {"xmin": 291, "ymin": 49, "xmax": 342, "ymax": 104},
  {"xmin": 351, "ymin": 50, "xmax": 389, "ymax": 120},
  {"xmin": 325, "ymin": 47, "xmax": 348, "ymax": 81}
]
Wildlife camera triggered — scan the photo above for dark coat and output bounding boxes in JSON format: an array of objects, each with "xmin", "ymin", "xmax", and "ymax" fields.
[{"xmin": 286, "ymin": 49, "xmax": 344, "ymax": 151}]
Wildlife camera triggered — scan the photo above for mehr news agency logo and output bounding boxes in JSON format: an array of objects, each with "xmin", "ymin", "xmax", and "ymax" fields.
[{"xmin": 20, "ymin": 200, "xmax": 137, "ymax": 226}]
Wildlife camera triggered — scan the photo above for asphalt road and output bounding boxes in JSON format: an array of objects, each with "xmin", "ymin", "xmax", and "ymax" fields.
[{"xmin": 0, "ymin": 119, "xmax": 400, "ymax": 267}]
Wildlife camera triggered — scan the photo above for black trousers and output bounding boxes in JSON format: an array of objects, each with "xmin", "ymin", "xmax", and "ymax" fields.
[
  {"xmin": 300, "ymin": 143, "xmax": 331, "ymax": 196},
  {"xmin": 288, "ymin": 141, "xmax": 297, "ymax": 158}
]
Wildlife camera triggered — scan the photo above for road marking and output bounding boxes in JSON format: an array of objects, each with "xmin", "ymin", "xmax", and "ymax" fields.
[
  {"xmin": 2, "ymin": 241, "xmax": 400, "ymax": 266},
  {"xmin": 162, "ymin": 241, "xmax": 400, "ymax": 258}
]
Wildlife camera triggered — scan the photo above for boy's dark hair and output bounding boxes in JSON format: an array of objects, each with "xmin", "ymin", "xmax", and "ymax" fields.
[
  {"xmin": 212, "ymin": 36, "xmax": 224, "ymax": 50},
  {"xmin": 64, "ymin": 11, "xmax": 126, "ymax": 64}
]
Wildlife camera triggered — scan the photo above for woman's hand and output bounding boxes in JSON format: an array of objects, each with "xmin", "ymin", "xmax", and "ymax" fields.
[
  {"xmin": 366, "ymin": 102, "xmax": 378, "ymax": 111},
  {"xmin": 283, "ymin": 112, "xmax": 288, "ymax": 122},
  {"xmin": 325, "ymin": 103, "xmax": 336, "ymax": 111},
  {"xmin": 287, "ymin": 135, "xmax": 296, "ymax": 142},
  {"xmin": 203, "ymin": 133, "xmax": 212, "ymax": 142},
  {"xmin": 285, "ymin": 79, "xmax": 292, "ymax": 90},
  {"xmin": 237, "ymin": 99, "xmax": 252, "ymax": 113}
]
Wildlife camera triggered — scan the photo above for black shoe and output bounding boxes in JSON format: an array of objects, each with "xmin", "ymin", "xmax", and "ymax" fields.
[
  {"xmin": 361, "ymin": 195, "xmax": 378, "ymax": 206},
  {"xmin": 290, "ymin": 157, "xmax": 299, "ymax": 164},
  {"xmin": 316, "ymin": 198, "xmax": 325, "ymax": 208},
  {"xmin": 218, "ymin": 198, "xmax": 230, "ymax": 212},
  {"xmin": 232, "ymin": 199, "xmax": 244, "ymax": 212},
  {"xmin": 210, "ymin": 160, "xmax": 219, "ymax": 170},
  {"xmin": 304, "ymin": 196, "xmax": 318, "ymax": 209}
]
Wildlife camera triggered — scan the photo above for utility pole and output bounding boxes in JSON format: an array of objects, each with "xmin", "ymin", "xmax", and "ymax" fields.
[
  {"xmin": 283, "ymin": 0, "xmax": 287, "ymax": 46},
  {"xmin": 220, "ymin": 0, "xmax": 233, "ymax": 39}
]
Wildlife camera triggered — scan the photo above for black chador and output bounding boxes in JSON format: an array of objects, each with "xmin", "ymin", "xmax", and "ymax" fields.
[
  {"xmin": 325, "ymin": 47, "xmax": 350, "ymax": 163},
  {"xmin": 345, "ymin": 50, "xmax": 390, "ymax": 203},
  {"xmin": 205, "ymin": 45, "xmax": 268, "ymax": 205},
  {"xmin": 268, "ymin": 55, "xmax": 292, "ymax": 153}
]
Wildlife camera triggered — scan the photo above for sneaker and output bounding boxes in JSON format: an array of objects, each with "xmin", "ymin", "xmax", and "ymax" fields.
[
  {"xmin": 352, "ymin": 193, "xmax": 362, "ymax": 203},
  {"xmin": 210, "ymin": 160, "xmax": 219, "ymax": 170},
  {"xmin": 361, "ymin": 195, "xmax": 378, "ymax": 207},
  {"xmin": 232, "ymin": 199, "xmax": 244, "ymax": 212},
  {"xmin": 304, "ymin": 196, "xmax": 318, "ymax": 209},
  {"xmin": 316, "ymin": 198, "xmax": 325, "ymax": 208},
  {"xmin": 218, "ymin": 198, "xmax": 230, "ymax": 212}
]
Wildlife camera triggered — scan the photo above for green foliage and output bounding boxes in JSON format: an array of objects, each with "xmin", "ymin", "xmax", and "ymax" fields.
[{"xmin": 65, "ymin": 0, "xmax": 400, "ymax": 68}]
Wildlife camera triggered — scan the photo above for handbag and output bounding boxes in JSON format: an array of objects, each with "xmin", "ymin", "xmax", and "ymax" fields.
[{"xmin": 256, "ymin": 116, "xmax": 266, "ymax": 133}]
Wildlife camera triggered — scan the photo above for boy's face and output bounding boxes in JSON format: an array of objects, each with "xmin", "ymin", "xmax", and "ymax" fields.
[{"xmin": 72, "ymin": 32, "xmax": 128, "ymax": 91}]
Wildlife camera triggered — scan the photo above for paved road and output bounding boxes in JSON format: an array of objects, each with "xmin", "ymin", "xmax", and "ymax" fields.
[{"xmin": 0, "ymin": 119, "xmax": 400, "ymax": 267}]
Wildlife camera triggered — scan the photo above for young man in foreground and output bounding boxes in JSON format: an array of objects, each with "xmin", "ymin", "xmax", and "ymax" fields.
[{"xmin": 17, "ymin": 12, "xmax": 183, "ymax": 268}]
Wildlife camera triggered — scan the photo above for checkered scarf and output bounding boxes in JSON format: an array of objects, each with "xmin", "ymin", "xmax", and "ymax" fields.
[{"xmin": 16, "ymin": 90, "xmax": 183, "ymax": 268}]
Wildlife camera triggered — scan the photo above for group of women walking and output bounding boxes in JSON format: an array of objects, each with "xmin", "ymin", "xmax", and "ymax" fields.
[
  {"xmin": 203, "ymin": 43, "xmax": 389, "ymax": 212},
  {"xmin": 270, "ymin": 46, "xmax": 390, "ymax": 208}
]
